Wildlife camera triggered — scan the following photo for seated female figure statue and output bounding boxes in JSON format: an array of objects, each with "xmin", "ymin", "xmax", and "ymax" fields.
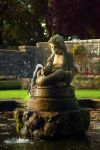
[{"xmin": 36, "ymin": 34, "xmax": 77, "ymax": 86}]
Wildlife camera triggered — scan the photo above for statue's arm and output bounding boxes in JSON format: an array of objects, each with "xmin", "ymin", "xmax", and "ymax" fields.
[
  {"xmin": 47, "ymin": 53, "xmax": 55, "ymax": 64},
  {"xmin": 43, "ymin": 53, "xmax": 55, "ymax": 75}
]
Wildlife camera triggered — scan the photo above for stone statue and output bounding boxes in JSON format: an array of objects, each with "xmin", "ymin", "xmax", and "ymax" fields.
[
  {"xmin": 36, "ymin": 34, "xmax": 77, "ymax": 86},
  {"xmin": 15, "ymin": 35, "xmax": 90, "ymax": 139}
]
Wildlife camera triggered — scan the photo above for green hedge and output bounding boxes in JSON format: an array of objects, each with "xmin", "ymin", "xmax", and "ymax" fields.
[
  {"xmin": 71, "ymin": 75, "xmax": 100, "ymax": 89},
  {"xmin": 0, "ymin": 80, "xmax": 21, "ymax": 90}
]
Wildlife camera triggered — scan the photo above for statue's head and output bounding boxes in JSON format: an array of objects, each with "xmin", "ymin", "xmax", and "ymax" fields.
[{"xmin": 48, "ymin": 34, "xmax": 67, "ymax": 54}]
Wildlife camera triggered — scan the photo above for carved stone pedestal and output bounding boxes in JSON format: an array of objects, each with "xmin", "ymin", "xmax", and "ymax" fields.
[
  {"xmin": 29, "ymin": 86, "xmax": 78, "ymax": 111},
  {"xmin": 15, "ymin": 85, "xmax": 90, "ymax": 139}
]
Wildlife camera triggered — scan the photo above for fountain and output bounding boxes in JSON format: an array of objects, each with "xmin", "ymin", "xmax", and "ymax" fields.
[{"xmin": 15, "ymin": 35, "xmax": 90, "ymax": 139}]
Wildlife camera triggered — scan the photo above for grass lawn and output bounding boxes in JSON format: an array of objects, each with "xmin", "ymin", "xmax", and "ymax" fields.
[
  {"xmin": 0, "ymin": 90, "xmax": 29, "ymax": 102},
  {"xmin": 75, "ymin": 89, "xmax": 100, "ymax": 99},
  {"xmin": 0, "ymin": 89, "xmax": 99, "ymax": 102}
]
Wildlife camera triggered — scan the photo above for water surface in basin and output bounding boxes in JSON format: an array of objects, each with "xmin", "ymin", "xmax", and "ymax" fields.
[{"xmin": 0, "ymin": 111, "xmax": 100, "ymax": 150}]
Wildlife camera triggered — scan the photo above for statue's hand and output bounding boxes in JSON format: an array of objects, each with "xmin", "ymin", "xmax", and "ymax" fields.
[
  {"xmin": 43, "ymin": 65, "xmax": 52, "ymax": 76},
  {"xmin": 37, "ymin": 70, "xmax": 42, "ymax": 77},
  {"xmin": 66, "ymin": 70, "xmax": 72, "ymax": 74},
  {"xmin": 40, "ymin": 68, "xmax": 44, "ymax": 76}
]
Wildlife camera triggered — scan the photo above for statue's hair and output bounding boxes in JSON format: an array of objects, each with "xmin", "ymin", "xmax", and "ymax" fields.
[{"xmin": 48, "ymin": 34, "xmax": 67, "ymax": 51}]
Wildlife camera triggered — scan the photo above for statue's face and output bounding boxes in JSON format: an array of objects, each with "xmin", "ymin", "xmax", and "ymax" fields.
[{"xmin": 50, "ymin": 43, "xmax": 64, "ymax": 55}]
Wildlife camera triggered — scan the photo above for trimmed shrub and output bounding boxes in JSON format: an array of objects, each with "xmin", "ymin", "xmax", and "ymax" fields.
[
  {"xmin": 0, "ymin": 80, "xmax": 21, "ymax": 90},
  {"xmin": 71, "ymin": 75, "xmax": 100, "ymax": 89},
  {"xmin": 18, "ymin": 78, "xmax": 31, "ymax": 89},
  {"xmin": 94, "ymin": 76, "xmax": 100, "ymax": 89},
  {"xmin": 72, "ymin": 44, "xmax": 87, "ymax": 57},
  {"xmin": 0, "ymin": 76, "xmax": 17, "ymax": 81}
]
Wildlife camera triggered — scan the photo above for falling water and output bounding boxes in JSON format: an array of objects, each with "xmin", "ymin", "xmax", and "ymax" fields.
[
  {"xmin": 4, "ymin": 137, "xmax": 33, "ymax": 144},
  {"xmin": 28, "ymin": 64, "xmax": 43, "ymax": 94}
]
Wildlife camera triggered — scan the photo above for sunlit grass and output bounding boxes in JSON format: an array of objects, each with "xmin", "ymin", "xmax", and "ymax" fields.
[
  {"xmin": 75, "ymin": 89, "xmax": 100, "ymax": 99},
  {"xmin": 0, "ymin": 90, "xmax": 29, "ymax": 102},
  {"xmin": 0, "ymin": 89, "xmax": 99, "ymax": 102}
]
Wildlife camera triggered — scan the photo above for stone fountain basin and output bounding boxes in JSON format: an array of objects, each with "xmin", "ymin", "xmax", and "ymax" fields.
[
  {"xmin": 14, "ymin": 108, "xmax": 90, "ymax": 139},
  {"xmin": 0, "ymin": 102, "xmax": 100, "ymax": 150}
]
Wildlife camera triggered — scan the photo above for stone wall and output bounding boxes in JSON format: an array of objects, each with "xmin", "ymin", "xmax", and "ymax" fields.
[
  {"xmin": 66, "ymin": 39, "xmax": 100, "ymax": 75},
  {"xmin": 65, "ymin": 39, "xmax": 100, "ymax": 55},
  {"xmin": 37, "ymin": 39, "xmax": 100, "ymax": 75},
  {"xmin": 0, "ymin": 46, "xmax": 43, "ymax": 78},
  {"xmin": 0, "ymin": 39, "xmax": 100, "ymax": 78}
]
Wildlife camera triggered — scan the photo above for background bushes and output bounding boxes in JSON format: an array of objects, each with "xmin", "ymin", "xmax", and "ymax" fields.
[
  {"xmin": 19, "ymin": 78, "xmax": 30, "ymax": 89},
  {"xmin": 71, "ymin": 75, "xmax": 100, "ymax": 89},
  {"xmin": 0, "ymin": 80, "xmax": 21, "ymax": 90},
  {"xmin": 0, "ymin": 75, "xmax": 99, "ymax": 90}
]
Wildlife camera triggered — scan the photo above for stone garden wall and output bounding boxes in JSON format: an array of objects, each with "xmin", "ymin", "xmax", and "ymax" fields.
[
  {"xmin": 0, "ymin": 39, "xmax": 100, "ymax": 79},
  {"xmin": 0, "ymin": 46, "xmax": 43, "ymax": 78},
  {"xmin": 37, "ymin": 39, "xmax": 100, "ymax": 75},
  {"xmin": 65, "ymin": 39, "xmax": 100, "ymax": 75}
]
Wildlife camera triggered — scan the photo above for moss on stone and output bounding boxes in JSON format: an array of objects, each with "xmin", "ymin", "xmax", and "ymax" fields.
[
  {"xmin": 15, "ymin": 108, "xmax": 90, "ymax": 139},
  {"xmin": 14, "ymin": 110, "xmax": 24, "ymax": 133}
]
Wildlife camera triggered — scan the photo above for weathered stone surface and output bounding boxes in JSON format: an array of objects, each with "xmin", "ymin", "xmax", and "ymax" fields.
[
  {"xmin": 29, "ymin": 86, "xmax": 78, "ymax": 111},
  {"xmin": 0, "ymin": 39, "xmax": 100, "ymax": 78},
  {"xmin": 0, "ymin": 47, "xmax": 43, "ymax": 77},
  {"xmin": 14, "ymin": 108, "xmax": 90, "ymax": 139},
  {"xmin": 31, "ymin": 86, "xmax": 75, "ymax": 98},
  {"xmin": 14, "ymin": 35, "xmax": 90, "ymax": 139},
  {"xmin": 14, "ymin": 110, "xmax": 24, "ymax": 133},
  {"xmin": 32, "ymin": 129, "xmax": 44, "ymax": 138},
  {"xmin": 29, "ymin": 98, "xmax": 78, "ymax": 111}
]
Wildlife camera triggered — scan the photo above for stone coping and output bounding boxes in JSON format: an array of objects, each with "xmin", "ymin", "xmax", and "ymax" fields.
[
  {"xmin": 0, "ymin": 100, "xmax": 25, "ymax": 111},
  {"xmin": 0, "ymin": 98, "xmax": 99, "ymax": 111},
  {"xmin": 78, "ymin": 99, "xmax": 100, "ymax": 109},
  {"xmin": 65, "ymin": 39, "xmax": 100, "ymax": 43},
  {"xmin": 37, "ymin": 39, "xmax": 100, "ymax": 45}
]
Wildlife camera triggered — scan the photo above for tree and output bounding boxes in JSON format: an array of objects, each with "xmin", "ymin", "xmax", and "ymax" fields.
[
  {"xmin": 0, "ymin": 0, "xmax": 48, "ymax": 48},
  {"xmin": 0, "ymin": 0, "xmax": 100, "ymax": 48},
  {"xmin": 46, "ymin": 0, "xmax": 100, "ymax": 39}
]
